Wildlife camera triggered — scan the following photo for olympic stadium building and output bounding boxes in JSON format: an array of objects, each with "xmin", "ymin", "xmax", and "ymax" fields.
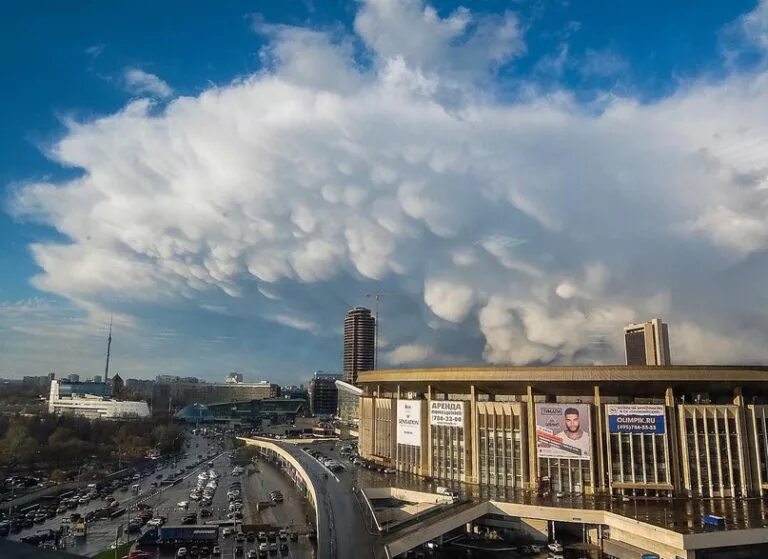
[{"xmin": 357, "ymin": 366, "xmax": 768, "ymax": 558}]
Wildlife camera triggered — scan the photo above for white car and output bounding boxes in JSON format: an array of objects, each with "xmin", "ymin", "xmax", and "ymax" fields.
[
  {"xmin": 177, "ymin": 501, "xmax": 189, "ymax": 509},
  {"xmin": 176, "ymin": 547, "xmax": 187, "ymax": 558},
  {"xmin": 547, "ymin": 542, "xmax": 564, "ymax": 552},
  {"xmin": 147, "ymin": 518, "xmax": 164, "ymax": 527},
  {"xmin": 222, "ymin": 527, "xmax": 234, "ymax": 537}
]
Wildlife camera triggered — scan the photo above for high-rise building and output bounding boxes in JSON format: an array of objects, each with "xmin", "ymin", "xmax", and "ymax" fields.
[
  {"xmin": 343, "ymin": 307, "xmax": 375, "ymax": 384},
  {"xmin": 624, "ymin": 318, "xmax": 671, "ymax": 366},
  {"xmin": 309, "ymin": 371, "xmax": 342, "ymax": 416}
]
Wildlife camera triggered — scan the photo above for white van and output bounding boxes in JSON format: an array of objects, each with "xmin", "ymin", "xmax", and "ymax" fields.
[{"xmin": 435, "ymin": 486, "xmax": 459, "ymax": 501}]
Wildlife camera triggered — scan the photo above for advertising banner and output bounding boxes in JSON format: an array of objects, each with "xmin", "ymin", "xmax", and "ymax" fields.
[
  {"xmin": 606, "ymin": 404, "xmax": 666, "ymax": 434},
  {"xmin": 396, "ymin": 400, "xmax": 422, "ymax": 447},
  {"xmin": 430, "ymin": 401, "xmax": 465, "ymax": 427},
  {"xmin": 536, "ymin": 403, "xmax": 592, "ymax": 461}
]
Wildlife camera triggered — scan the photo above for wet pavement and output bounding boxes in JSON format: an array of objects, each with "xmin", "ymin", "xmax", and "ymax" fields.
[
  {"xmin": 243, "ymin": 457, "xmax": 316, "ymax": 558},
  {"xmin": 251, "ymin": 439, "xmax": 380, "ymax": 559}
]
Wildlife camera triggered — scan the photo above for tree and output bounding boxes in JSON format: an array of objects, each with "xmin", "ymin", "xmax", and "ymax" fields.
[{"xmin": 0, "ymin": 420, "xmax": 38, "ymax": 466}]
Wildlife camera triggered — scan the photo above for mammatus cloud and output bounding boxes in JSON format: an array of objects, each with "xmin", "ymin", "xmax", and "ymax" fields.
[
  {"xmin": 10, "ymin": 0, "xmax": 768, "ymax": 370},
  {"xmin": 123, "ymin": 68, "xmax": 173, "ymax": 98}
]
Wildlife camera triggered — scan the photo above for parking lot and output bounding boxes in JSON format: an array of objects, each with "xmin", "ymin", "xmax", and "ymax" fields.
[{"xmin": 3, "ymin": 430, "xmax": 224, "ymax": 555}]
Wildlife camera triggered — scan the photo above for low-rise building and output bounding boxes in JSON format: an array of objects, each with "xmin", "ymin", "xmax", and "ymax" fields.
[
  {"xmin": 48, "ymin": 379, "xmax": 149, "ymax": 419},
  {"xmin": 309, "ymin": 371, "xmax": 341, "ymax": 416},
  {"xmin": 336, "ymin": 379, "xmax": 362, "ymax": 425},
  {"xmin": 160, "ymin": 380, "xmax": 280, "ymax": 407}
]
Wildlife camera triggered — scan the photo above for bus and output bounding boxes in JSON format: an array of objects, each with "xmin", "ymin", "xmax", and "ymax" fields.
[{"xmin": 73, "ymin": 521, "xmax": 87, "ymax": 538}]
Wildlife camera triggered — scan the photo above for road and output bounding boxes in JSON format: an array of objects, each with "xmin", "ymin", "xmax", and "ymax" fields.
[
  {"xmin": 9, "ymin": 431, "xmax": 222, "ymax": 556},
  {"xmin": 263, "ymin": 441, "xmax": 379, "ymax": 559},
  {"xmin": 243, "ymin": 458, "xmax": 315, "ymax": 558}
]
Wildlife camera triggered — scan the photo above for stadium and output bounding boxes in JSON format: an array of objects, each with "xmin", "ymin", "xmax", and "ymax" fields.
[{"xmin": 356, "ymin": 365, "xmax": 768, "ymax": 558}]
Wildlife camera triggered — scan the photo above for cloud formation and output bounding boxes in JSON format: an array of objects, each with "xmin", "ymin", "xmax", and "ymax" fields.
[
  {"xmin": 123, "ymin": 68, "xmax": 173, "ymax": 98},
  {"xmin": 10, "ymin": 0, "xmax": 768, "ymax": 370}
]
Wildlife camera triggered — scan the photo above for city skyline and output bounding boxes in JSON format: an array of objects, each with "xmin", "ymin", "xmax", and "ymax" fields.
[{"xmin": 3, "ymin": 0, "xmax": 768, "ymax": 384}]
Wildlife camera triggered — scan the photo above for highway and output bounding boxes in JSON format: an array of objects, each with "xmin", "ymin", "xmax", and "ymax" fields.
[
  {"xmin": 258, "ymin": 440, "xmax": 379, "ymax": 559},
  {"xmin": 242, "ymin": 456, "xmax": 316, "ymax": 559},
  {"xmin": 7, "ymin": 431, "xmax": 222, "ymax": 556}
]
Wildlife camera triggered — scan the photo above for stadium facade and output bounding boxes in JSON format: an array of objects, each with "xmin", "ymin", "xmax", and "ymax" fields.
[
  {"xmin": 357, "ymin": 365, "xmax": 768, "ymax": 499},
  {"xmin": 358, "ymin": 366, "xmax": 768, "ymax": 558}
]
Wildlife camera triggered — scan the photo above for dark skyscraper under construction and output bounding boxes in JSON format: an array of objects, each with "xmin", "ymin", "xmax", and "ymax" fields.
[{"xmin": 343, "ymin": 307, "xmax": 375, "ymax": 384}]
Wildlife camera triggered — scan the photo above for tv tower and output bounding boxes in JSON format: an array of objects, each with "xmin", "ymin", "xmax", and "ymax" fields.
[{"xmin": 104, "ymin": 315, "xmax": 113, "ymax": 384}]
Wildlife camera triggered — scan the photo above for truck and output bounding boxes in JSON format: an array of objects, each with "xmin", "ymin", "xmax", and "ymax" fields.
[
  {"xmin": 435, "ymin": 486, "xmax": 459, "ymax": 501},
  {"xmin": 158, "ymin": 525, "xmax": 220, "ymax": 544},
  {"xmin": 703, "ymin": 514, "xmax": 725, "ymax": 529}
]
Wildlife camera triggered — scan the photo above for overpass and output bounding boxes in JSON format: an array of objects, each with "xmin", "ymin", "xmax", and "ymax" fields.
[
  {"xmin": 381, "ymin": 497, "xmax": 768, "ymax": 559},
  {"xmin": 238, "ymin": 437, "xmax": 378, "ymax": 559}
]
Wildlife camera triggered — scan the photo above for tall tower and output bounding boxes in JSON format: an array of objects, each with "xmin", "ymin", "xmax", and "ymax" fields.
[
  {"xmin": 624, "ymin": 318, "xmax": 671, "ymax": 366},
  {"xmin": 104, "ymin": 315, "xmax": 113, "ymax": 384},
  {"xmin": 343, "ymin": 307, "xmax": 375, "ymax": 384}
]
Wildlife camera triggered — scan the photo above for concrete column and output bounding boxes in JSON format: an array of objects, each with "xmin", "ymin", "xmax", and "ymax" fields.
[
  {"xmin": 665, "ymin": 387, "xmax": 682, "ymax": 494},
  {"xmin": 678, "ymin": 404, "xmax": 692, "ymax": 496},
  {"xmin": 593, "ymin": 385, "xmax": 606, "ymax": 491},
  {"xmin": 733, "ymin": 388, "xmax": 754, "ymax": 495},
  {"xmin": 470, "ymin": 384, "xmax": 479, "ymax": 484},
  {"xmin": 426, "ymin": 384, "xmax": 433, "ymax": 477},
  {"xmin": 526, "ymin": 385, "xmax": 538, "ymax": 491},
  {"xmin": 734, "ymin": 404, "xmax": 753, "ymax": 496},
  {"xmin": 745, "ymin": 405, "xmax": 764, "ymax": 497}
]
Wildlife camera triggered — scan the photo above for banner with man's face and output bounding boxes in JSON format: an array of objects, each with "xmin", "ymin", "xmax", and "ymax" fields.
[{"xmin": 535, "ymin": 403, "xmax": 592, "ymax": 461}]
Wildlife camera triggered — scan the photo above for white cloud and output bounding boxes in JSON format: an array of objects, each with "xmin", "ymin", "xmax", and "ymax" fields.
[
  {"xmin": 85, "ymin": 44, "xmax": 104, "ymax": 58},
  {"xmin": 10, "ymin": 0, "xmax": 768, "ymax": 369},
  {"xmin": 384, "ymin": 343, "xmax": 433, "ymax": 365},
  {"xmin": 265, "ymin": 313, "xmax": 319, "ymax": 333},
  {"xmin": 740, "ymin": 0, "xmax": 768, "ymax": 52},
  {"xmin": 580, "ymin": 49, "xmax": 627, "ymax": 77},
  {"xmin": 123, "ymin": 68, "xmax": 173, "ymax": 98},
  {"xmin": 424, "ymin": 279, "xmax": 475, "ymax": 323}
]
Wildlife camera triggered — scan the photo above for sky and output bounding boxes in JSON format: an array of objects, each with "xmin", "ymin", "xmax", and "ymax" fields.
[{"xmin": 2, "ymin": 0, "xmax": 768, "ymax": 384}]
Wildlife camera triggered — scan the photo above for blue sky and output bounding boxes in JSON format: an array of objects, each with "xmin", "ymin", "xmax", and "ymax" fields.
[{"xmin": 1, "ymin": 0, "xmax": 767, "ymax": 384}]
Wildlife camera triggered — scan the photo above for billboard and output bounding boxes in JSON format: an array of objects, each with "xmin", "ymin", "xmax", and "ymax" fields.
[
  {"xmin": 430, "ymin": 401, "xmax": 464, "ymax": 427},
  {"xmin": 536, "ymin": 403, "xmax": 591, "ymax": 461},
  {"xmin": 606, "ymin": 404, "xmax": 666, "ymax": 434},
  {"xmin": 397, "ymin": 400, "xmax": 422, "ymax": 447}
]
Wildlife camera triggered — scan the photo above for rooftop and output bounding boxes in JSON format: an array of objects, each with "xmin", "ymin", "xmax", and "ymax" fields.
[{"xmin": 357, "ymin": 365, "xmax": 768, "ymax": 396}]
